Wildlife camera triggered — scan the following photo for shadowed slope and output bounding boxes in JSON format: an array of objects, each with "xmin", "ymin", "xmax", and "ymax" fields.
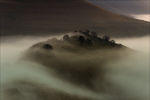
[{"xmin": 1, "ymin": 0, "xmax": 149, "ymax": 37}]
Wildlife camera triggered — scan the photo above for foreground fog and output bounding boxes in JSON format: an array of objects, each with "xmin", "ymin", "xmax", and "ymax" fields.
[{"xmin": 0, "ymin": 36, "xmax": 149, "ymax": 100}]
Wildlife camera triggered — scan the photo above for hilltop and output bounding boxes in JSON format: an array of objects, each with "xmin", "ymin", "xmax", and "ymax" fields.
[
  {"xmin": 30, "ymin": 30, "xmax": 126, "ymax": 52},
  {"xmin": 25, "ymin": 31, "xmax": 131, "ymax": 88}
]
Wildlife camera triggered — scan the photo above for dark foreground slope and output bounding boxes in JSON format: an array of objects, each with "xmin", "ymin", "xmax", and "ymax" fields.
[{"xmin": 1, "ymin": 0, "xmax": 149, "ymax": 37}]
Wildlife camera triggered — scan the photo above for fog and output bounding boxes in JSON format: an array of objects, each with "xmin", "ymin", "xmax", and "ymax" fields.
[
  {"xmin": 0, "ymin": 36, "xmax": 149, "ymax": 100},
  {"xmin": 132, "ymin": 14, "xmax": 150, "ymax": 22},
  {"xmin": 115, "ymin": 36, "xmax": 150, "ymax": 53}
]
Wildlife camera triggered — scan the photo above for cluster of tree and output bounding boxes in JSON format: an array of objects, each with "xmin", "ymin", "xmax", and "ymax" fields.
[
  {"xmin": 62, "ymin": 30, "xmax": 119, "ymax": 48},
  {"xmin": 40, "ymin": 30, "xmax": 120, "ymax": 51},
  {"xmin": 74, "ymin": 30, "xmax": 116, "ymax": 43}
]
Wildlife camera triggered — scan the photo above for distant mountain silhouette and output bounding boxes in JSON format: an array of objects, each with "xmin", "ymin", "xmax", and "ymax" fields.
[{"xmin": 1, "ymin": 0, "xmax": 149, "ymax": 37}]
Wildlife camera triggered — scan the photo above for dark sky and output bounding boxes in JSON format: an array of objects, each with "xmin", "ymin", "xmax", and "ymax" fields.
[{"xmin": 88, "ymin": 0, "xmax": 150, "ymax": 15}]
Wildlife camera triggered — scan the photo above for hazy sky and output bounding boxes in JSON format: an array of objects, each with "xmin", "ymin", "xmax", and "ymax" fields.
[
  {"xmin": 88, "ymin": 0, "xmax": 150, "ymax": 21},
  {"xmin": 88, "ymin": 0, "xmax": 150, "ymax": 15}
]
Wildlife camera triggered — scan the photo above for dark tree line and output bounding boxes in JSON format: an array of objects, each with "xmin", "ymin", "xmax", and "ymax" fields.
[{"xmin": 63, "ymin": 30, "xmax": 117, "ymax": 47}]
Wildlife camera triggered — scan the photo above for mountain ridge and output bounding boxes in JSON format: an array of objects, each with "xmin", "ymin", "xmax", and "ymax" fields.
[{"xmin": 1, "ymin": 0, "xmax": 149, "ymax": 37}]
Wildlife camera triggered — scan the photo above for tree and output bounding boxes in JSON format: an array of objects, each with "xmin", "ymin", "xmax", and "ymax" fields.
[
  {"xmin": 111, "ymin": 40, "xmax": 115, "ymax": 44},
  {"xmin": 78, "ymin": 36, "xmax": 85, "ymax": 44},
  {"xmin": 103, "ymin": 35, "xmax": 110, "ymax": 41},
  {"xmin": 63, "ymin": 35, "xmax": 69, "ymax": 40}
]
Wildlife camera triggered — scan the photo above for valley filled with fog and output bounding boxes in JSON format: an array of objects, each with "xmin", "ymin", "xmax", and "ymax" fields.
[{"xmin": 0, "ymin": 35, "xmax": 149, "ymax": 100}]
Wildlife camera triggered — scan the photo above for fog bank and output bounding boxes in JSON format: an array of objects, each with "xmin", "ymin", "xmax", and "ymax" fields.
[{"xmin": 0, "ymin": 36, "xmax": 149, "ymax": 100}]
